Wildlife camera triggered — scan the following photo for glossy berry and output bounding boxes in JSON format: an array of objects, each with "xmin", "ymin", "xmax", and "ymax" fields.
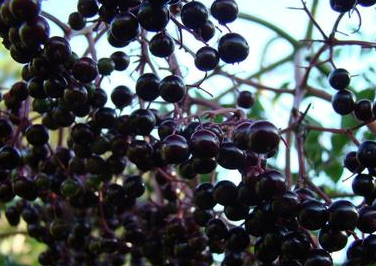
[
  {"xmin": 0, "ymin": 146, "xmax": 21, "ymax": 169},
  {"xmin": 256, "ymin": 170, "xmax": 286, "ymax": 200},
  {"xmin": 328, "ymin": 200, "xmax": 358, "ymax": 231},
  {"xmin": 191, "ymin": 157, "xmax": 216, "ymax": 174},
  {"xmin": 110, "ymin": 13, "xmax": 139, "ymax": 42},
  {"xmin": 328, "ymin": 68, "xmax": 351, "ymax": 90},
  {"xmin": 5, "ymin": 206, "xmax": 20, "ymax": 226},
  {"xmin": 178, "ymin": 160, "xmax": 197, "ymax": 180},
  {"xmin": 354, "ymin": 99, "xmax": 373, "ymax": 121},
  {"xmin": 205, "ymin": 218, "xmax": 228, "ymax": 240},
  {"xmin": 107, "ymin": 32, "xmax": 129, "ymax": 48},
  {"xmin": 193, "ymin": 182, "xmax": 216, "ymax": 210},
  {"xmin": 19, "ymin": 16, "xmax": 50, "ymax": 47},
  {"xmin": 158, "ymin": 119, "xmax": 179, "ymax": 140},
  {"xmin": 194, "ymin": 46, "xmax": 219, "ymax": 71},
  {"xmin": 77, "ymin": 0, "xmax": 98, "ymax": 18},
  {"xmin": 123, "ymin": 175, "xmax": 145, "ymax": 198},
  {"xmin": 0, "ymin": 118, "xmax": 13, "ymax": 138},
  {"xmin": 111, "ymin": 85, "xmax": 133, "ymax": 109},
  {"xmin": 107, "ymin": 155, "xmax": 127, "ymax": 176},
  {"xmin": 110, "ymin": 51, "xmax": 130, "ymax": 71},
  {"xmin": 358, "ymin": 0, "xmax": 376, "ymax": 6},
  {"xmin": 25, "ymin": 124, "xmax": 49, "ymax": 146},
  {"xmin": 363, "ymin": 234, "xmax": 376, "ymax": 261},
  {"xmin": 304, "ymin": 249, "xmax": 333, "ymax": 266},
  {"xmin": 10, "ymin": 0, "xmax": 41, "ymax": 20},
  {"xmin": 271, "ymin": 190, "xmax": 300, "ymax": 217},
  {"xmin": 159, "ymin": 75, "xmax": 186, "ymax": 103},
  {"xmin": 218, "ymin": 33, "xmax": 249, "ymax": 64},
  {"xmin": 126, "ymin": 140, "xmax": 153, "ymax": 166},
  {"xmin": 181, "ymin": 1, "xmax": 208, "ymax": 29},
  {"xmin": 97, "ymin": 58, "xmax": 115, "ymax": 76},
  {"xmin": 232, "ymin": 121, "xmax": 252, "ymax": 149},
  {"xmin": 357, "ymin": 206, "xmax": 376, "ymax": 233},
  {"xmin": 12, "ymin": 176, "xmax": 38, "ymax": 201},
  {"xmin": 60, "ymin": 178, "xmax": 82, "ymax": 198},
  {"xmin": 237, "ymin": 91, "xmax": 254, "ymax": 108},
  {"xmin": 94, "ymin": 107, "xmax": 116, "ymax": 129},
  {"xmin": 137, "ymin": 3, "xmax": 170, "ymax": 32},
  {"xmin": 71, "ymin": 123, "xmax": 94, "ymax": 146},
  {"xmin": 10, "ymin": 81, "xmax": 28, "ymax": 101},
  {"xmin": 331, "ymin": 89, "xmax": 355, "ymax": 115},
  {"xmin": 255, "ymin": 237, "xmax": 279, "ymax": 263},
  {"xmin": 352, "ymin": 174, "xmax": 375, "ymax": 197},
  {"xmin": 44, "ymin": 36, "xmax": 71, "ymax": 64},
  {"xmin": 149, "ymin": 32, "xmax": 175, "ymax": 58},
  {"xmin": 72, "ymin": 57, "xmax": 98, "ymax": 83},
  {"xmin": 319, "ymin": 225, "xmax": 348, "ymax": 252},
  {"xmin": 197, "ymin": 20, "xmax": 216, "ymax": 42},
  {"xmin": 281, "ymin": 231, "xmax": 311, "ymax": 260},
  {"xmin": 213, "ymin": 180, "xmax": 237, "ymax": 206},
  {"xmin": 226, "ymin": 226, "xmax": 250, "ymax": 252},
  {"xmin": 245, "ymin": 204, "xmax": 275, "ymax": 237},
  {"xmin": 247, "ymin": 120, "xmax": 280, "ymax": 154},
  {"xmin": 68, "ymin": 12, "xmax": 86, "ymax": 30},
  {"xmin": 63, "ymin": 85, "xmax": 88, "ymax": 108},
  {"xmin": 344, "ymin": 151, "xmax": 364, "ymax": 173},
  {"xmin": 190, "ymin": 129, "xmax": 220, "ymax": 158},
  {"xmin": 346, "ymin": 239, "xmax": 364, "ymax": 261},
  {"xmin": 136, "ymin": 73, "xmax": 160, "ymax": 102},
  {"xmin": 216, "ymin": 140, "xmax": 245, "ymax": 169},
  {"xmin": 129, "ymin": 109, "xmax": 156, "ymax": 136},
  {"xmin": 298, "ymin": 199, "xmax": 328, "ymax": 230},
  {"xmin": 210, "ymin": 0, "xmax": 238, "ymax": 24},
  {"xmin": 357, "ymin": 140, "xmax": 376, "ymax": 168},
  {"xmin": 330, "ymin": 0, "xmax": 356, "ymax": 13},
  {"xmin": 224, "ymin": 203, "xmax": 249, "ymax": 222},
  {"xmin": 161, "ymin": 134, "xmax": 190, "ymax": 164}
]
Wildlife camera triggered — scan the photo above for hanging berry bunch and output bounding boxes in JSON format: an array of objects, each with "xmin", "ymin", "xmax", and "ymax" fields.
[{"xmin": 0, "ymin": 0, "xmax": 376, "ymax": 266}]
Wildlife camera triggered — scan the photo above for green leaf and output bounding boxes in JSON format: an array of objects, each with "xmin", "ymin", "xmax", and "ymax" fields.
[
  {"xmin": 305, "ymin": 115, "xmax": 322, "ymax": 127},
  {"xmin": 331, "ymin": 134, "xmax": 349, "ymax": 155},
  {"xmin": 214, "ymin": 115, "xmax": 224, "ymax": 123},
  {"xmin": 341, "ymin": 114, "xmax": 358, "ymax": 128},
  {"xmin": 355, "ymin": 88, "xmax": 375, "ymax": 100},
  {"xmin": 323, "ymin": 160, "xmax": 343, "ymax": 183},
  {"xmin": 247, "ymin": 98, "xmax": 264, "ymax": 119},
  {"xmin": 363, "ymin": 130, "xmax": 376, "ymax": 141},
  {"xmin": 273, "ymin": 81, "xmax": 289, "ymax": 103},
  {"xmin": 200, "ymin": 174, "xmax": 211, "ymax": 183},
  {"xmin": 305, "ymin": 131, "xmax": 323, "ymax": 170}
]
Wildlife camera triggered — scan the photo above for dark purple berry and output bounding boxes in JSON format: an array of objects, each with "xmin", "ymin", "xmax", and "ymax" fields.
[{"xmin": 218, "ymin": 33, "xmax": 249, "ymax": 64}]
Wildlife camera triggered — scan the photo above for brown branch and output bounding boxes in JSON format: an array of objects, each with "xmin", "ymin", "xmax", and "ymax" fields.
[{"xmin": 216, "ymin": 69, "xmax": 295, "ymax": 94}]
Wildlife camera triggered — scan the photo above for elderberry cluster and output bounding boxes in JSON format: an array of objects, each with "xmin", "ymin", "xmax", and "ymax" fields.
[{"xmin": 0, "ymin": 0, "xmax": 374, "ymax": 266}]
